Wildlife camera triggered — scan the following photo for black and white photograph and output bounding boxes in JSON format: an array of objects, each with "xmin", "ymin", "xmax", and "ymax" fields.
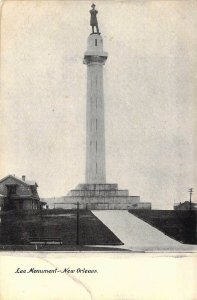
[{"xmin": 0, "ymin": 0, "xmax": 196, "ymax": 299}]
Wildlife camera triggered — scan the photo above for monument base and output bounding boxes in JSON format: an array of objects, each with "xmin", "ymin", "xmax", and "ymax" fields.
[{"xmin": 55, "ymin": 184, "xmax": 151, "ymax": 210}]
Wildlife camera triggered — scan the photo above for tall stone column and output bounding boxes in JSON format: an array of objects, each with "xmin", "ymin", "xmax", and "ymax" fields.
[
  {"xmin": 84, "ymin": 34, "xmax": 108, "ymax": 183},
  {"xmin": 57, "ymin": 7, "xmax": 144, "ymax": 210}
]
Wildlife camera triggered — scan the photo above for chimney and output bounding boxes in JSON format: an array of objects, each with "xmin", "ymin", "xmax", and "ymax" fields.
[{"xmin": 22, "ymin": 175, "xmax": 26, "ymax": 181}]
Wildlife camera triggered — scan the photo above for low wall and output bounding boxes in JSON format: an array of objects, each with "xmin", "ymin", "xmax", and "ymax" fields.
[
  {"xmin": 134, "ymin": 202, "xmax": 151, "ymax": 210},
  {"xmin": 63, "ymin": 196, "xmax": 140, "ymax": 204},
  {"xmin": 55, "ymin": 203, "xmax": 139, "ymax": 210}
]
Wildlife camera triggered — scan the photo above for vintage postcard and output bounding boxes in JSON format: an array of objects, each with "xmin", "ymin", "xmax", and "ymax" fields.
[{"xmin": 0, "ymin": 0, "xmax": 196, "ymax": 299}]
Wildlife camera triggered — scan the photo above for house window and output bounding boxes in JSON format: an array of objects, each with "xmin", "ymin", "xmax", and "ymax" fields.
[
  {"xmin": 31, "ymin": 186, "xmax": 36, "ymax": 195},
  {"xmin": 7, "ymin": 185, "xmax": 17, "ymax": 195},
  {"xmin": 95, "ymin": 39, "xmax": 97, "ymax": 46}
]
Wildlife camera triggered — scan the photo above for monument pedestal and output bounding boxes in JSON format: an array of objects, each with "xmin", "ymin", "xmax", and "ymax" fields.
[{"xmin": 56, "ymin": 184, "xmax": 151, "ymax": 210}]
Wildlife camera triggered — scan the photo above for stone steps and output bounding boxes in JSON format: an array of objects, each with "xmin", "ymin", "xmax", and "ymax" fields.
[
  {"xmin": 55, "ymin": 183, "xmax": 150, "ymax": 210},
  {"xmin": 67, "ymin": 189, "xmax": 129, "ymax": 197},
  {"xmin": 57, "ymin": 194, "xmax": 141, "ymax": 209},
  {"xmin": 76, "ymin": 184, "xmax": 118, "ymax": 191}
]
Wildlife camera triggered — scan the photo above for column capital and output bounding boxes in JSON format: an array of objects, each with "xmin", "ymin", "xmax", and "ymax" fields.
[{"xmin": 83, "ymin": 55, "xmax": 107, "ymax": 65}]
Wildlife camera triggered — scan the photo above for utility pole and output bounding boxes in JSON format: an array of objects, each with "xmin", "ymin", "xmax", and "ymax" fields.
[
  {"xmin": 76, "ymin": 202, "xmax": 79, "ymax": 245},
  {"xmin": 188, "ymin": 188, "xmax": 193, "ymax": 210}
]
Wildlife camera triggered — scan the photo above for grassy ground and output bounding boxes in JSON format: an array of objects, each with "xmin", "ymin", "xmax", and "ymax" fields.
[
  {"xmin": 129, "ymin": 209, "xmax": 197, "ymax": 244},
  {"xmin": 0, "ymin": 209, "xmax": 123, "ymax": 246}
]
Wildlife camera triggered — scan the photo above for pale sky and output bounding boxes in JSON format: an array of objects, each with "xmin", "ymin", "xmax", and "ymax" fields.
[{"xmin": 1, "ymin": 1, "xmax": 196, "ymax": 209}]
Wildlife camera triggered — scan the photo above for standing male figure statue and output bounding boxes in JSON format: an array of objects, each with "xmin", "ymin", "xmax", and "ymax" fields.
[{"xmin": 90, "ymin": 3, "xmax": 100, "ymax": 34}]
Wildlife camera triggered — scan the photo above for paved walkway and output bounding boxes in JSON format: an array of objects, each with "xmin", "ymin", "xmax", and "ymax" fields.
[{"xmin": 92, "ymin": 210, "xmax": 197, "ymax": 252}]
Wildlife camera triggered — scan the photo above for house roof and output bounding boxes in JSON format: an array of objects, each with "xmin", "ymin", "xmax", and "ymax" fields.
[
  {"xmin": 26, "ymin": 180, "xmax": 37, "ymax": 186},
  {"xmin": 40, "ymin": 201, "xmax": 47, "ymax": 205},
  {"xmin": 0, "ymin": 175, "xmax": 38, "ymax": 187},
  {"xmin": 175, "ymin": 201, "xmax": 197, "ymax": 208}
]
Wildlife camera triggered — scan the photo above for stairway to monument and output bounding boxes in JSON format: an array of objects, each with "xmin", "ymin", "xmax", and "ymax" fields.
[{"xmin": 92, "ymin": 210, "xmax": 197, "ymax": 251}]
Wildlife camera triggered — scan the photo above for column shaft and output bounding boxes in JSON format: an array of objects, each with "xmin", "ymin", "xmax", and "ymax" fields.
[{"xmin": 86, "ymin": 62, "xmax": 106, "ymax": 183}]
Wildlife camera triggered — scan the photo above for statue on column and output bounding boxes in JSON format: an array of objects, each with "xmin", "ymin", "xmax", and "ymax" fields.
[{"xmin": 90, "ymin": 3, "xmax": 100, "ymax": 34}]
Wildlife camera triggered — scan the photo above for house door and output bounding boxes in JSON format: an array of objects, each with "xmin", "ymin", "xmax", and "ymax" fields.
[{"xmin": 19, "ymin": 200, "xmax": 23, "ymax": 209}]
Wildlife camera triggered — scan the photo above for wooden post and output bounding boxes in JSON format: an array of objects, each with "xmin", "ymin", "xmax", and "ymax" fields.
[
  {"xmin": 76, "ymin": 202, "xmax": 79, "ymax": 245},
  {"xmin": 188, "ymin": 188, "xmax": 193, "ymax": 211}
]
